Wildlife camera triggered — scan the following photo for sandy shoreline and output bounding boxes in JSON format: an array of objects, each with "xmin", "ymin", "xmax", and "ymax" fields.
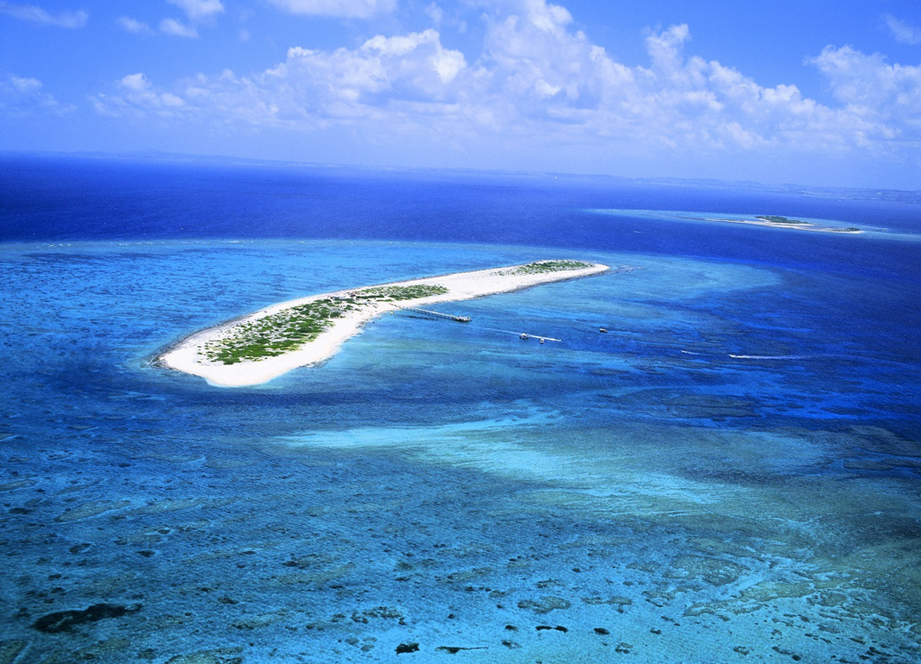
[{"xmin": 158, "ymin": 261, "xmax": 609, "ymax": 387}]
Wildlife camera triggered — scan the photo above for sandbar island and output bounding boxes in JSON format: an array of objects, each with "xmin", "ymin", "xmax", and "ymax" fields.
[
  {"xmin": 158, "ymin": 260, "xmax": 609, "ymax": 387},
  {"xmin": 703, "ymin": 215, "xmax": 862, "ymax": 233}
]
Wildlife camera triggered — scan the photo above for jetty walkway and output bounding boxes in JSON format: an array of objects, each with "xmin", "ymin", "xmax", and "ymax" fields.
[{"xmin": 395, "ymin": 306, "xmax": 471, "ymax": 323}]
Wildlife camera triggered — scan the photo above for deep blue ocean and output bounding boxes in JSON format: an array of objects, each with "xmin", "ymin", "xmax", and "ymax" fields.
[{"xmin": 1, "ymin": 154, "xmax": 920, "ymax": 663}]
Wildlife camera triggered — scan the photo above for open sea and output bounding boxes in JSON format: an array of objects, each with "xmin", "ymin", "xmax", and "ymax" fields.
[{"xmin": 1, "ymin": 154, "xmax": 920, "ymax": 663}]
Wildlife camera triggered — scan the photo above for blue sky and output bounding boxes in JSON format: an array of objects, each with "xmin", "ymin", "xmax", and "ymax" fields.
[{"xmin": 2, "ymin": 0, "xmax": 920, "ymax": 188}]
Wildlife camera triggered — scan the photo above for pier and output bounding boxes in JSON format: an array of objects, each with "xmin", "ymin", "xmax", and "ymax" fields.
[{"xmin": 394, "ymin": 307, "xmax": 565, "ymax": 345}]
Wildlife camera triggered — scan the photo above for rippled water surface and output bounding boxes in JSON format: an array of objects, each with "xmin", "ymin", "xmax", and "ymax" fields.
[{"xmin": 1, "ymin": 157, "xmax": 919, "ymax": 663}]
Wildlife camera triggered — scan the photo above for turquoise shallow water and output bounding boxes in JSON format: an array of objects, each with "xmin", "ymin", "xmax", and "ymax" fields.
[{"xmin": 1, "ymin": 235, "xmax": 919, "ymax": 663}]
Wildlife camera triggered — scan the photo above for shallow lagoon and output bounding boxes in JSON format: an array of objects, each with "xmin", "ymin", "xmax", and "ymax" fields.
[{"xmin": 1, "ymin": 161, "xmax": 920, "ymax": 663}]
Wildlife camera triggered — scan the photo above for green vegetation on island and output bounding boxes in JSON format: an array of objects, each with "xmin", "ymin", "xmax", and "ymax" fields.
[
  {"xmin": 353, "ymin": 284, "xmax": 449, "ymax": 300},
  {"xmin": 507, "ymin": 260, "xmax": 593, "ymax": 275},
  {"xmin": 203, "ymin": 284, "xmax": 448, "ymax": 364},
  {"xmin": 753, "ymin": 215, "xmax": 861, "ymax": 233}
]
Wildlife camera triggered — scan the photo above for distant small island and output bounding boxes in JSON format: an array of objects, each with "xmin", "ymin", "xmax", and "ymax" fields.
[
  {"xmin": 158, "ymin": 260, "xmax": 609, "ymax": 387},
  {"xmin": 704, "ymin": 214, "xmax": 861, "ymax": 233}
]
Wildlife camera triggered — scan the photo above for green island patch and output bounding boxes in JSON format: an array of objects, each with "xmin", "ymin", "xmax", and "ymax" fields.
[
  {"xmin": 353, "ymin": 284, "xmax": 449, "ymax": 300},
  {"xmin": 506, "ymin": 260, "xmax": 593, "ymax": 275},
  {"xmin": 203, "ymin": 284, "xmax": 448, "ymax": 364},
  {"xmin": 753, "ymin": 215, "xmax": 860, "ymax": 233}
]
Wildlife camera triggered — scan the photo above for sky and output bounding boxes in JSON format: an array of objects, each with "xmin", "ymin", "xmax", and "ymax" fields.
[{"xmin": 1, "ymin": 0, "xmax": 921, "ymax": 189}]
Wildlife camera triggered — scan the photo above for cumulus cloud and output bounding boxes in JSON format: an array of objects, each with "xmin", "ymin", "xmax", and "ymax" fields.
[
  {"xmin": 0, "ymin": 74, "xmax": 73, "ymax": 116},
  {"xmin": 93, "ymin": 0, "xmax": 921, "ymax": 162},
  {"xmin": 118, "ymin": 16, "xmax": 153, "ymax": 34},
  {"xmin": 167, "ymin": 0, "xmax": 224, "ymax": 21},
  {"xmin": 160, "ymin": 17, "xmax": 198, "ymax": 38},
  {"xmin": 265, "ymin": 0, "xmax": 398, "ymax": 19},
  {"xmin": 0, "ymin": 1, "xmax": 87, "ymax": 28},
  {"xmin": 93, "ymin": 73, "xmax": 187, "ymax": 118},
  {"xmin": 884, "ymin": 14, "xmax": 921, "ymax": 45},
  {"xmin": 477, "ymin": 1, "xmax": 628, "ymax": 117},
  {"xmin": 97, "ymin": 28, "xmax": 466, "ymax": 125},
  {"xmin": 810, "ymin": 46, "xmax": 921, "ymax": 137},
  {"xmin": 465, "ymin": 3, "xmax": 857, "ymax": 151}
]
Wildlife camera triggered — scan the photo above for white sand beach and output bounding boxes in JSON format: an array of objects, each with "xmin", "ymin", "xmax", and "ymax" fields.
[{"xmin": 158, "ymin": 260, "xmax": 609, "ymax": 387}]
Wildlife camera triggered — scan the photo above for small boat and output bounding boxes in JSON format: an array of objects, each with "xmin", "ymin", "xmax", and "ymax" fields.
[
  {"xmin": 599, "ymin": 328, "xmax": 608, "ymax": 333},
  {"xmin": 520, "ymin": 333, "xmax": 529, "ymax": 340}
]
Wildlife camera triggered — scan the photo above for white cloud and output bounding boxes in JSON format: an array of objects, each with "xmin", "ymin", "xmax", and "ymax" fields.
[
  {"xmin": 119, "ymin": 73, "xmax": 149, "ymax": 92},
  {"xmin": 645, "ymin": 23, "xmax": 690, "ymax": 73},
  {"xmin": 167, "ymin": 0, "xmax": 224, "ymax": 21},
  {"xmin": 467, "ymin": 4, "xmax": 912, "ymax": 152},
  {"xmin": 477, "ymin": 1, "xmax": 629, "ymax": 113},
  {"xmin": 263, "ymin": 28, "xmax": 467, "ymax": 113},
  {"xmin": 160, "ymin": 17, "xmax": 198, "ymax": 38},
  {"xmin": 118, "ymin": 16, "xmax": 153, "ymax": 34},
  {"xmin": 265, "ymin": 0, "xmax": 398, "ymax": 19},
  {"xmin": 157, "ymin": 0, "xmax": 222, "ymax": 40},
  {"xmin": 97, "ymin": 27, "xmax": 466, "ymax": 126},
  {"xmin": 0, "ymin": 74, "xmax": 73, "ymax": 116},
  {"xmin": 0, "ymin": 1, "xmax": 87, "ymax": 28},
  {"xmin": 94, "ymin": 73, "xmax": 187, "ymax": 118},
  {"xmin": 93, "ymin": 0, "xmax": 921, "ymax": 168},
  {"xmin": 809, "ymin": 45, "xmax": 921, "ymax": 137},
  {"xmin": 884, "ymin": 14, "xmax": 921, "ymax": 45}
]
